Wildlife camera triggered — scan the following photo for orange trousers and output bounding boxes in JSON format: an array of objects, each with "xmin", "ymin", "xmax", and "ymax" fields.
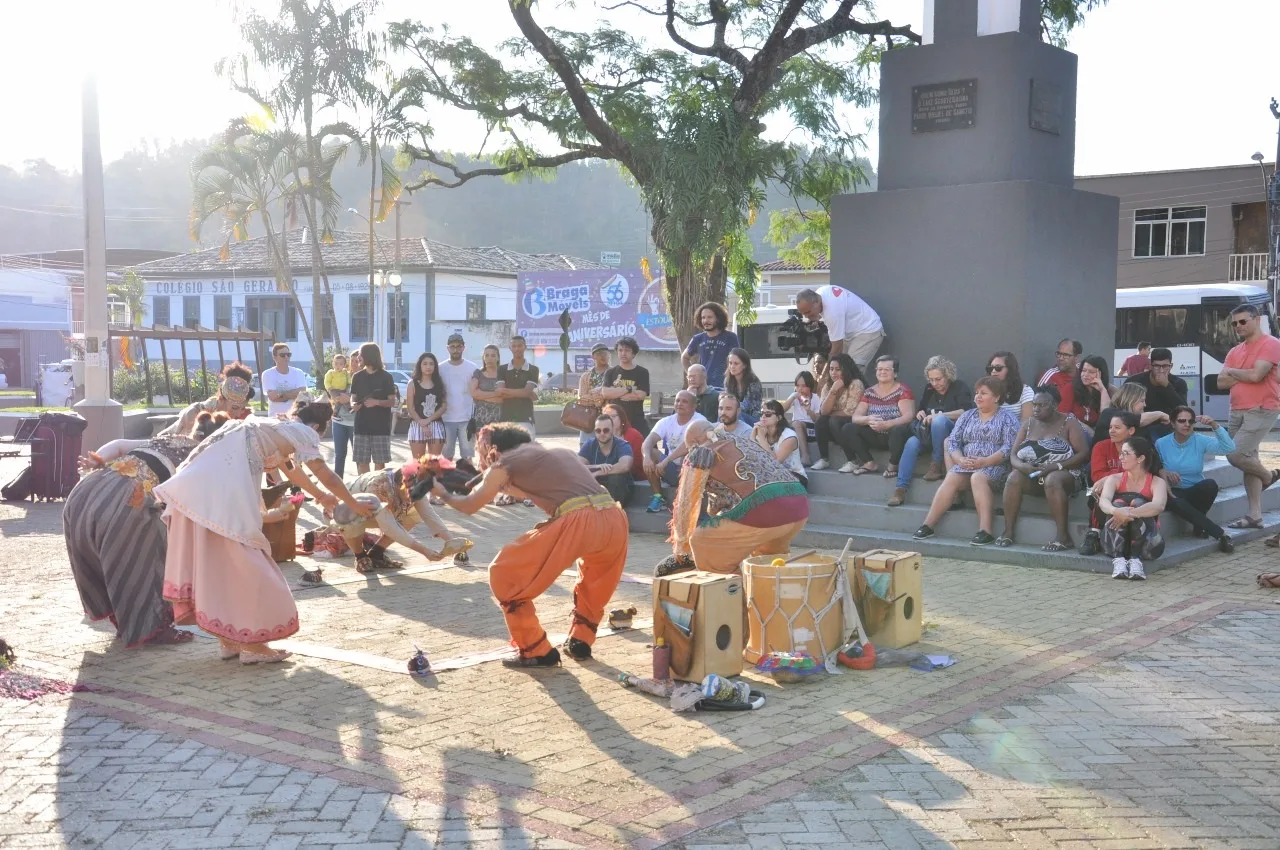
[{"xmin": 489, "ymin": 504, "xmax": 629, "ymax": 658}]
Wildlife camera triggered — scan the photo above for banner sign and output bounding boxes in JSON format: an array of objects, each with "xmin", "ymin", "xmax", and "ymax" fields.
[{"xmin": 516, "ymin": 269, "xmax": 678, "ymax": 351}]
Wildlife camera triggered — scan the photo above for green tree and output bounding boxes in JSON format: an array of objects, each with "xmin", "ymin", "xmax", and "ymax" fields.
[{"xmin": 393, "ymin": 1, "xmax": 1107, "ymax": 345}]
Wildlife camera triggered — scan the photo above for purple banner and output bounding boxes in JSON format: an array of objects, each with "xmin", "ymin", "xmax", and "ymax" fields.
[{"xmin": 516, "ymin": 269, "xmax": 679, "ymax": 352}]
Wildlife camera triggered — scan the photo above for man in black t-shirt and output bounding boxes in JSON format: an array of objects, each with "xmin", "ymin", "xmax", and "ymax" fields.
[
  {"xmin": 351, "ymin": 343, "xmax": 398, "ymax": 474},
  {"xmin": 498, "ymin": 335, "xmax": 541, "ymax": 436},
  {"xmin": 601, "ymin": 336, "xmax": 651, "ymax": 436},
  {"xmin": 1124, "ymin": 347, "xmax": 1187, "ymax": 439}
]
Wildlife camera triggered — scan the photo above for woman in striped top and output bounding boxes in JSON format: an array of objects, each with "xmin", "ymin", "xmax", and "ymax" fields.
[{"xmin": 843, "ymin": 355, "xmax": 916, "ymax": 475}]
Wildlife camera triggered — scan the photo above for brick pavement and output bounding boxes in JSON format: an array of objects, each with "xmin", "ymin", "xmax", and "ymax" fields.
[{"xmin": 2, "ymin": 433, "xmax": 1280, "ymax": 848}]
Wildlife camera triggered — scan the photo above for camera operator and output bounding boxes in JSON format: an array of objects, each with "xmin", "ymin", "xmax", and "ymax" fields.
[{"xmin": 794, "ymin": 286, "xmax": 885, "ymax": 370}]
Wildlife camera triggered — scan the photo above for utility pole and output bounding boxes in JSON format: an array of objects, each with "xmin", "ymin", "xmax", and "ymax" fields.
[
  {"xmin": 73, "ymin": 75, "xmax": 122, "ymax": 451},
  {"xmin": 1269, "ymin": 98, "xmax": 1280, "ymax": 316},
  {"xmin": 393, "ymin": 199, "xmax": 403, "ymax": 369}
]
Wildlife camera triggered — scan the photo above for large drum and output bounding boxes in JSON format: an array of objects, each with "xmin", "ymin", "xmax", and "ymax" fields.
[{"xmin": 742, "ymin": 554, "xmax": 844, "ymax": 663}]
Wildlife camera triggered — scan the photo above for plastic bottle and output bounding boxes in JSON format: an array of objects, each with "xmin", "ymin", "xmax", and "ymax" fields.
[
  {"xmin": 652, "ymin": 637, "xmax": 671, "ymax": 681},
  {"xmin": 408, "ymin": 645, "xmax": 431, "ymax": 675}
]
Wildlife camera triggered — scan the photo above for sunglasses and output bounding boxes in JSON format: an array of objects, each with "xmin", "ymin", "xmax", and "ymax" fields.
[
  {"xmin": 987, "ymin": 365, "xmax": 1006, "ymax": 373},
  {"xmin": 1233, "ymin": 318, "xmax": 1252, "ymax": 327},
  {"xmin": 1174, "ymin": 418, "xmax": 1194, "ymax": 425},
  {"xmin": 1055, "ymin": 351, "xmax": 1074, "ymax": 357},
  {"xmin": 594, "ymin": 428, "xmax": 612, "ymax": 435},
  {"xmin": 276, "ymin": 352, "xmax": 292, "ymax": 358}
]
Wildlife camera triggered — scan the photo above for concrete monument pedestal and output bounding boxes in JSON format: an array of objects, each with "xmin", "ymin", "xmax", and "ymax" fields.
[{"xmin": 831, "ymin": 0, "xmax": 1118, "ymax": 381}]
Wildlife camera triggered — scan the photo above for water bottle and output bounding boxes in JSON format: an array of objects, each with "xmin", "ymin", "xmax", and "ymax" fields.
[
  {"xmin": 652, "ymin": 637, "xmax": 671, "ymax": 681},
  {"xmin": 407, "ymin": 645, "xmax": 431, "ymax": 675}
]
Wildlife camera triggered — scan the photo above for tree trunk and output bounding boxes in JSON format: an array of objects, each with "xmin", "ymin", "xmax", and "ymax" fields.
[
  {"xmin": 368, "ymin": 132, "xmax": 379, "ymax": 349},
  {"xmin": 263, "ymin": 219, "xmax": 318, "ymax": 370},
  {"xmin": 659, "ymin": 246, "xmax": 729, "ymax": 351}
]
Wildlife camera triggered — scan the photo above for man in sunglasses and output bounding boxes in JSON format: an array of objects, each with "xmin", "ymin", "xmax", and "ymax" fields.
[
  {"xmin": 1123, "ymin": 347, "xmax": 1187, "ymax": 439},
  {"xmin": 261, "ymin": 342, "xmax": 308, "ymax": 418},
  {"xmin": 578, "ymin": 414, "xmax": 635, "ymax": 505},
  {"xmin": 1217, "ymin": 303, "xmax": 1280, "ymax": 529},
  {"xmin": 1155, "ymin": 405, "xmax": 1236, "ymax": 553}
]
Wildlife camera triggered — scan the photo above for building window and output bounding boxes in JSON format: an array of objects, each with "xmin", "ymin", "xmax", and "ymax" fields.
[
  {"xmin": 349, "ymin": 294, "xmax": 370, "ymax": 341},
  {"xmin": 319, "ymin": 293, "xmax": 334, "ymax": 341},
  {"xmin": 153, "ymin": 296, "xmax": 170, "ymax": 327},
  {"xmin": 1134, "ymin": 206, "xmax": 1207, "ymax": 258},
  {"xmin": 183, "ymin": 296, "xmax": 201, "ymax": 330},
  {"xmin": 244, "ymin": 297, "xmax": 297, "ymax": 342},
  {"xmin": 214, "ymin": 295, "xmax": 232, "ymax": 329},
  {"xmin": 386, "ymin": 292, "xmax": 410, "ymax": 342},
  {"xmin": 466, "ymin": 294, "xmax": 486, "ymax": 321}
]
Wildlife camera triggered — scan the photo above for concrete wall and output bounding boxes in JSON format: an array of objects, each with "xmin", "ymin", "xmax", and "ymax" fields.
[
  {"xmin": 830, "ymin": 180, "xmax": 1119, "ymax": 388},
  {"xmin": 1075, "ymin": 164, "xmax": 1268, "ymax": 290}
]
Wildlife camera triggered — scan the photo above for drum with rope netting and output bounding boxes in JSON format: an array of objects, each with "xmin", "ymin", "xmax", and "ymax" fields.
[{"xmin": 741, "ymin": 553, "xmax": 845, "ymax": 664}]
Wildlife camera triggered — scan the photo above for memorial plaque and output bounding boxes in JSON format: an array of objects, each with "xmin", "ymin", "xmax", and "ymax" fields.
[
  {"xmin": 1029, "ymin": 78, "xmax": 1063, "ymax": 135},
  {"xmin": 911, "ymin": 79, "xmax": 977, "ymax": 133}
]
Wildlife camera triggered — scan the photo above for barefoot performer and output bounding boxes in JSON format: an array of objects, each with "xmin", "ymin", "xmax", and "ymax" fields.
[{"xmin": 433, "ymin": 424, "xmax": 629, "ymax": 668}]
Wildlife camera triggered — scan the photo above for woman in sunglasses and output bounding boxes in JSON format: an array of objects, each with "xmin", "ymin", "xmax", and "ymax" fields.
[
  {"xmin": 1156, "ymin": 405, "xmax": 1235, "ymax": 555},
  {"xmin": 984, "ymin": 351, "xmax": 1033, "ymax": 422},
  {"xmin": 1097, "ymin": 436, "xmax": 1168, "ymax": 580}
]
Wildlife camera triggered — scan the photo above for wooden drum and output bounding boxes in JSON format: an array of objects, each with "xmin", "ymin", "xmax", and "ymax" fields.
[{"xmin": 741, "ymin": 554, "xmax": 844, "ymax": 664}]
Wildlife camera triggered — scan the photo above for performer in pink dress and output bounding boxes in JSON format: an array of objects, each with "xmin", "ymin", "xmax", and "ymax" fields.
[{"xmin": 154, "ymin": 401, "xmax": 373, "ymax": 664}]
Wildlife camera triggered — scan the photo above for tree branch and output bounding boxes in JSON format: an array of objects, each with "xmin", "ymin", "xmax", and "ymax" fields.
[
  {"xmin": 507, "ymin": 0, "xmax": 634, "ymax": 168},
  {"xmin": 664, "ymin": 0, "xmax": 749, "ymax": 74},
  {"xmin": 602, "ymin": 0, "xmax": 713, "ymax": 27},
  {"xmin": 403, "ymin": 145, "xmax": 606, "ymax": 191}
]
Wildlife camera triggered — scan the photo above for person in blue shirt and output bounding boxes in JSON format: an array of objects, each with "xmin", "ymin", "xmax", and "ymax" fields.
[
  {"xmin": 578, "ymin": 414, "xmax": 635, "ymax": 506},
  {"xmin": 1155, "ymin": 405, "xmax": 1236, "ymax": 554},
  {"xmin": 681, "ymin": 302, "xmax": 739, "ymax": 389}
]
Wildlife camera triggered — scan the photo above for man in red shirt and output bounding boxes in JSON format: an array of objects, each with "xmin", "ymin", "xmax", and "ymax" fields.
[
  {"xmin": 1039, "ymin": 339, "xmax": 1081, "ymax": 414},
  {"xmin": 1119, "ymin": 342, "xmax": 1152, "ymax": 377},
  {"xmin": 1218, "ymin": 304, "xmax": 1280, "ymax": 528}
]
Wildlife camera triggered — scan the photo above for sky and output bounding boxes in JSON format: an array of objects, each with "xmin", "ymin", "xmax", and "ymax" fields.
[{"xmin": 1, "ymin": 0, "xmax": 1278, "ymax": 178}]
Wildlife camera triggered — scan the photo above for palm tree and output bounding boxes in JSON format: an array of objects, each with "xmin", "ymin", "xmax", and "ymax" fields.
[{"xmin": 189, "ymin": 124, "xmax": 319, "ymax": 365}]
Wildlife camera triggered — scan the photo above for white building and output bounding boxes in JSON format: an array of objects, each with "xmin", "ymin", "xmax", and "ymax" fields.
[{"xmin": 130, "ymin": 230, "xmax": 602, "ymax": 374}]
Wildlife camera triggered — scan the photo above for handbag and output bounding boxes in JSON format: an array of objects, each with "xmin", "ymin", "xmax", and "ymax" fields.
[
  {"xmin": 561, "ymin": 400, "xmax": 600, "ymax": 433},
  {"xmin": 652, "ymin": 579, "xmax": 699, "ymax": 677}
]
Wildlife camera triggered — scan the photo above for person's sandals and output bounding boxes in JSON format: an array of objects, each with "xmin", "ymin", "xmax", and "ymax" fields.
[
  {"xmin": 882, "ymin": 465, "xmax": 898, "ymax": 479},
  {"xmin": 1227, "ymin": 516, "xmax": 1263, "ymax": 529},
  {"xmin": 1042, "ymin": 540, "xmax": 1071, "ymax": 552},
  {"xmin": 1265, "ymin": 534, "xmax": 1280, "ymax": 549},
  {"xmin": 494, "ymin": 494, "xmax": 517, "ymax": 507},
  {"xmin": 501, "ymin": 647, "xmax": 562, "ymax": 669},
  {"xmin": 994, "ymin": 535, "xmax": 1014, "ymax": 548},
  {"xmin": 1257, "ymin": 573, "xmax": 1280, "ymax": 588},
  {"xmin": 852, "ymin": 464, "xmax": 879, "ymax": 476},
  {"xmin": 369, "ymin": 549, "xmax": 405, "ymax": 570},
  {"xmin": 356, "ymin": 554, "xmax": 377, "ymax": 574},
  {"xmin": 522, "ymin": 498, "xmax": 535, "ymax": 507},
  {"xmin": 145, "ymin": 626, "xmax": 194, "ymax": 646},
  {"xmin": 563, "ymin": 638, "xmax": 592, "ymax": 661},
  {"xmin": 239, "ymin": 649, "xmax": 292, "ymax": 665},
  {"xmin": 299, "ymin": 568, "xmax": 324, "ymax": 584},
  {"xmin": 1268, "ymin": 469, "xmax": 1280, "ymax": 489}
]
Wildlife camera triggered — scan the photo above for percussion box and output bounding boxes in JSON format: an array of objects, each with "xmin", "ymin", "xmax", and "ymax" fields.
[
  {"xmin": 652, "ymin": 571, "xmax": 744, "ymax": 682},
  {"xmin": 855, "ymin": 549, "xmax": 922, "ymax": 648}
]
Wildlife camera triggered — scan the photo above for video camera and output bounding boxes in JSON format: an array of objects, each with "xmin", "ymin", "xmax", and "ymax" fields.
[{"xmin": 777, "ymin": 309, "xmax": 831, "ymax": 358}]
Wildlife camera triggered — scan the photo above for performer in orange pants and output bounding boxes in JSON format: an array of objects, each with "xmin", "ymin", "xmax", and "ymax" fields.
[{"xmin": 433, "ymin": 424, "xmax": 629, "ymax": 668}]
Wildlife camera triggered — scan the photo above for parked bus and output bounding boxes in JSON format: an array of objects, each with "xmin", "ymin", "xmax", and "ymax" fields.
[{"xmin": 740, "ymin": 283, "xmax": 1277, "ymax": 420}]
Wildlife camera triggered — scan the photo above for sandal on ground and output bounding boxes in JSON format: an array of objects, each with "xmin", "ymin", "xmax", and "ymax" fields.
[
  {"xmin": 852, "ymin": 465, "xmax": 878, "ymax": 476},
  {"xmin": 1227, "ymin": 516, "xmax": 1264, "ymax": 530},
  {"xmin": 1257, "ymin": 573, "xmax": 1280, "ymax": 588},
  {"xmin": 219, "ymin": 644, "xmax": 241, "ymax": 661},
  {"xmin": 494, "ymin": 494, "xmax": 517, "ymax": 506},
  {"xmin": 356, "ymin": 555, "xmax": 377, "ymax": 574},
  {"xmin": 994, "ymin": 535, "xmax": 1014, "ymax": 548},
  {"xmin": 1042, "ymin": 540, "xmax": 1072, "ymax": 552},
  {"xmin": 882, "ymin": 465, "xmax": 898, "ymax": 479},
  {"xmin": 1265, "ymin": 534, "xmax": 1280, "ymax": 549},
  {"xmin": 145, "ymin": 626, "xmax": 195, "ymax": 646},
  {"xmin": 522, "ymin": 498, "xmax": 535, "ymax": 507},
  {"xmin": 371, "ymin": 551, "xmax": 405, "ymax": 570},
  {"xmin": 299, "ymin": 568, "xmax": 324, "ymax": 584},
  {"xmin": 239, "ymin": 649, "xmax": 292, "ymax": 665}
]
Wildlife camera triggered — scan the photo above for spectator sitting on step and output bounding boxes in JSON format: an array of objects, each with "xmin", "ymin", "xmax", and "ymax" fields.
[
  {"xmin": 1118, "ymin": 341, "xmax": 1152, "ymax": 377},
  {"xmin": 602, "ymin": 403, "xmax": 647, "ymax": 482},
  {"xmin": 1039, "ymin": 338, "xmax": 1082, "ymax": 414},
  {"xmin": 781, "ymin": 370, "xmax": 820, "ymax": 466},
  {"xmin": 714, "ymin": 392, "xmax": 752, "ymax": 437},
  {"xmin": 723, "ymin": 348, "xmax": 764, "ymax": 424},
  {"xmin": 1098, "ymin": 436, "xmax": 1168, "ymax": 581},
  {"xmin": 912, "ymin": 376, "xmax": 1019, "ymax": 547},
  {"xmin": 640, "ymin": 390, "xmax": 707, "ymax": 514},
  {"xmin": 1123, "ymin": 348, "xmax": 1186, "ymax": 439},
  {"xmin": 844, "ymin": 354, "xmax": 916, "ymax": 476},
  {"xmin": 685, "ymin": 363, "xmax": 722, "ymax": 422},
  {"xmin": 1156, "ymin": 405, "xmax": 1235, "ymax": 555},
  {"xmin": 985, "ymin": 351, "xmax": 1034, "ymax": 422},
  {"xmin": 1093, "ymin": 383, "xmax": 1169, "ymax": 447},
  {"xmin": 754, "ymin": 399, "xmax": 807, "ymax": 489},
  {"xmin": 810, "ymin": 352, "xmax": 829, "ymax": 388},
  {"xmin": 578, "ymin": 413, "xmax": 635, "ymax": 506},
  {"xmin": 1069, "ymin": 355, "xmax": 1112, "ymax": 432},
  {"xmin": 1078, "ymin": 410, "xmax": 1140, "ymax": 557},
  {"xmin": 811, "ymin": 353, "xmax": 864, "ymax": 471},
  {"xmin": 888, "ymin": 355, "xmax": 973, "ymax": 506},
  {"xmin": 999, "ymin": 384, "xmax": 1090, "ymax": 552}
]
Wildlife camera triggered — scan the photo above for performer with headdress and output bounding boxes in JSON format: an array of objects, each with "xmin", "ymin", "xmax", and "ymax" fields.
[
  {"xmin": 159, "ymin": 362, "xmax": 256, "ymax": 437},
  {"xmin": 433, "ymin": 424, "xmax": 629, "ymax": 669},
  {"xmin": 64, "ymin": 412, "xmax": 232, "ymax": 648},
  {"xmin": 668, "ymin": 421, "xmax": 809, "ymax": 575}
]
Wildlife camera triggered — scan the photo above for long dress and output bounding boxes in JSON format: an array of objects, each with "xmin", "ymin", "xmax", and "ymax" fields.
[
  {"xmin": 154, "ymin": 417, "xmax": 322, "ymax": 643},
  {"xmin": 63, "ymin": 435, "xmax": 199, "ymax": 648}
]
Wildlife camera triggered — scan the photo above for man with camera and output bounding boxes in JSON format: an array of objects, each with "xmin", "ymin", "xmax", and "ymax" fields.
[{"xmin": 794, "ymin": 286, "xmax": 884, "ymax": 369}]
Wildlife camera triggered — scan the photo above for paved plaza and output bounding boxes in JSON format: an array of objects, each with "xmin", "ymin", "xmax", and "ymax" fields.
[{"xmin": 2, "ymin": 434, "xmax": 1280, "ymax": 849}]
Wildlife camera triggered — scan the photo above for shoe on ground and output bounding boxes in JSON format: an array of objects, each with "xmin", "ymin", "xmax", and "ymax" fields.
[
  {"xmin": 970, "ymin": 531, "xmax": 995, "ymax": 546},
  {"xmin": 811, "ymin": 458, "xmax": 830, "ymax": 471},
  {"xmin": 1219, "ymin": 534, "xmax": 1235, "ymax": 554},
  {"xmin": 453, "ymin": 551, "xmax": 470, "ymax": 566},
  {"xmin": 1079, "ymin": 530, "xmax": 1101, "ymax": 557},
  {"xmin": 837, "ymin": 461, "xmax": 857, "ymax": 473},
  {"xmin": 922, "ymin": 462, "xmax": 945, "ymax": 482},
  {"xmin": 501, "ymin": 647, "xmax": 561, "ymax": 669},
  {"xmin": 1128, "ymin": 559, "xmax": 1146, "ymax": 580},
  {"xmin": 564, "ymin": 638, "xmax": 592, "ymax": 661},
  {"xmin": 887, "ymin": 487, "xmax": 907, "ymax": 507},
  {"xmin": 913, "ymin": 524, "xmax": 935, "ymax": 540},
  {"xmin": 646, "ymin": 494, "xmax": 667, "ymax": 513},
  {"xmin": 1111, "ymin": 557, "xmax": 1129, "ymax": 579}
]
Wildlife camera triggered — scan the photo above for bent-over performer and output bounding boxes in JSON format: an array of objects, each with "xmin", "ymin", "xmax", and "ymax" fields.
[{"xmin": 433, "ymin": 424, "xmax": 629, "ymax": 668}]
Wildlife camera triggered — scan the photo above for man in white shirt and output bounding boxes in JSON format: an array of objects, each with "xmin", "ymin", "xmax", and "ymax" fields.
[
  {"xmin": 795, "ymin": 285, "xmax": 885, "ymax": 369},
  {"xmin": 714, "ymin": 393, "xmax": 752, "ymax": 437},
  {"xmin": 438, "ymin": 333, "xmax": 478, "ymax": 462},
  {"xmin": 640, "ymin": 390, "xmax": 707, "ymax": 513},
  {"xmin": 261, "ymin": 342, "xmax": 308, "ymax": 418}
]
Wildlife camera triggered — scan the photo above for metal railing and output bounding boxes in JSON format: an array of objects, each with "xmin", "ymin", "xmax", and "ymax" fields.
[{"xmin": 1228, "ymin": 253, "xmax": 1269, "ymax": 282}]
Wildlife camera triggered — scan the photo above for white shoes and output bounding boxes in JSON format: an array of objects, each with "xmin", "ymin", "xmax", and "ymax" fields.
[
  {"xmin": 1128, "ymin": 559, "xmax": 1146, "ymax": 580},
  {"xmin": 811, "ymin": 458, "xmax": 830, "ymax": 471},
  {"xmin": 1111, "ymin": 557, "xmax": 1129, "ymax": 579},
  {"xmin": 837, "ymin": 461, "xmax": 857, "ymax": 473}
]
